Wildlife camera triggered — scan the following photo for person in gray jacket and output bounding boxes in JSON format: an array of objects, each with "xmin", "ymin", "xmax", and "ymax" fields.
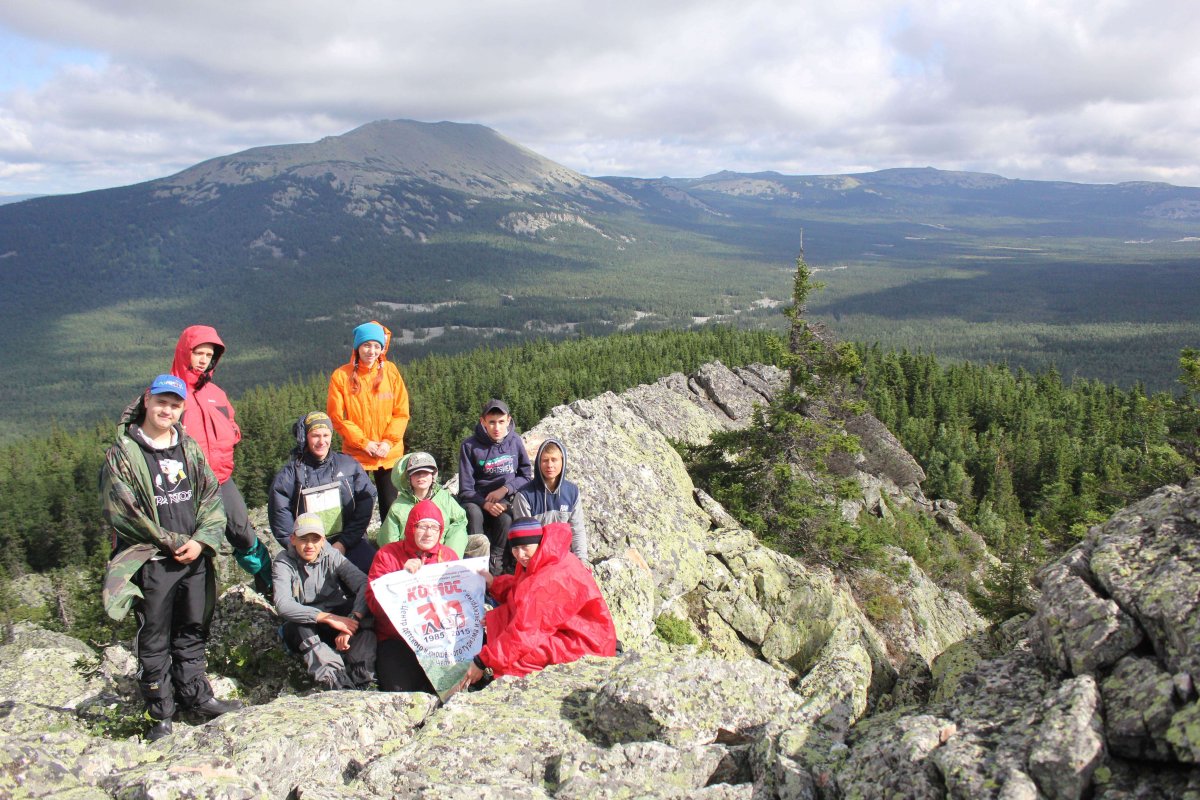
[
  {"xmin": 512, "ymin": 436, "xmax": 587, "ymax": 562},
  {"xmin": 272, "ymin": 512, "xmax": 376, "ymax": 689}
]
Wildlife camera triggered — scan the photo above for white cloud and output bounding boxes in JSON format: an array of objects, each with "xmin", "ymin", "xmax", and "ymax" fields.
[{"xmin": 2, "ymin": 0, "xmax": 1199, "ymax": 194}]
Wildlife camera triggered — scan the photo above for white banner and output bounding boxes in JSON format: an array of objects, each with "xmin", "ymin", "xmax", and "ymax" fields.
[{"xmin": 370, "ymin": 557, "xmax": 488, "ymax": 697}]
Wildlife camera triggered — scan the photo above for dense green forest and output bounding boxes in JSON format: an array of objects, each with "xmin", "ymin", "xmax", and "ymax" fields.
[
  {"xmin": 0, "ymin": 326, "xmax": 776, "ymax": 576},
  {"xmin": 2, "ymin": 318, "xmax": 1196, "ymax": 636}
]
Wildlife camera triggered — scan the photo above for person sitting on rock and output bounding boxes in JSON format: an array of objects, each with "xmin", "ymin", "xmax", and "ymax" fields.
[
  {"xmin": 454, "ymin": 518, "xmax": 616, "ymax": 691},
  {"xmin": 512, "ymin": 436, "xmax": 587, "ymax": 563},
  {"xmin": 272, "ymin": 512, "xmax": 376, "ymax": 690},
  {"xmin": 269, "ymin": 411, "xmax": 378, "ymax": 574},
  {"xmin": 457, "ymin": 398, "xmax": 533, "ymax": 575},
  {"xmin": 376, "ymin": 451, "xmax": 487, "ymax": 559},
  {"xmin": 367, "ymin": 499, "xmax": 459, "ymax": 693}
]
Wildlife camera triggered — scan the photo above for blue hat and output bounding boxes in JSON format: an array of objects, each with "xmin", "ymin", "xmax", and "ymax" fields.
[
  {"xmin": 149, "ymin": 374, "xmax": 187, "ymax": 399},
  {"xmin": 353, "ymin": 322, "xmax": 386, "ymax": 350}
]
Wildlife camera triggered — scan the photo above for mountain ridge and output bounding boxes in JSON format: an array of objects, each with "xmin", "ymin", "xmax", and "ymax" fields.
[{"xmin": 1, "ymin": 118, "xmax": 1198, "ymax": 439}]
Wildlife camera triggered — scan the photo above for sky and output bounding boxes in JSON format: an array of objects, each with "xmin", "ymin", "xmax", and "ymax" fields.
[{"xmin": 2, "ymin": 0, "xmax": 1200, "ymax": 197}]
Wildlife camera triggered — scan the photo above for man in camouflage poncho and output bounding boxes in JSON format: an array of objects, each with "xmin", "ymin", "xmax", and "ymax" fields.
[{"xmin": 100, "ymin": 374, "xmax": 242, "ymax": 741}]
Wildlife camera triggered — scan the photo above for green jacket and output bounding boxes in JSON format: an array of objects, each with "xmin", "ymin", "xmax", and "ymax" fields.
[
  {"xmin": 99, "ymin": 397, "xmax": 226, "ymax": 621},
  {"xmin": 375, "ymin": 452, "xmax": 468, "ymax": 554}
]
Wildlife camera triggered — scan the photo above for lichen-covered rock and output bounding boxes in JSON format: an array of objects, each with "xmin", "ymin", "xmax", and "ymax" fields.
[
  {"xmin": 835, "ymin": 712, "xmax": 955, "ymax": 800},
  {"xmin": 207, "ymin": 584, "xmax": 306, "ymax": 703},
  {"xmin": 0, "ymin": 624, "xmax": 113, "ymax": 739},
  {"xmin": 842, "ymin": 413, "xmax": 926, "ymax": 496},
  {"xmin": 853, "ymin": 548, "xmax": 985, "ymax": 667},
  {"xmin": 357, "ymin": 656, "xmax": 615, "ymax": 796},
  {"xmin": 590, "ymin": 651, "xmax": 806, "ymax": 748},
  {"xmin": 1027, "ymin": 676, "xmax": 1105, "ymax": 800},
  {"xmin": 1167, "ymin": 700, "xmax": 1200, "ymax": 764},
  {"xmin": 592, "ymin": 552, "xmax": 657, "ymax": 650},
  {"xmin": 1034, "ymin": 563, "xmax": 1143, "ymax": 676},
  {"xmin": 1085, "ymin": 482, "xmax": 1200, "ymax": 688},
  {"xmin": 555, "ymin": 740, "xmax": 747, "ymax": 799},
  {"xmin": 99, "ymin": 753, "xmax": 267, "ymax": 799},
  {"xmin": 161, "ymin": 690, "xmax": 437, "ymax": 797},
  {"xmin": 525, "ymin": 393, "xmax": 711, "ymax": 600},
  {"xmin": 1103, "ymin": 655, "xmax": 1182, "ymax": 761}
]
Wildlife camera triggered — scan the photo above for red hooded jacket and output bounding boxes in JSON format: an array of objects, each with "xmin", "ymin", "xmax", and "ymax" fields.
[
  {"xmin": 480, "ymin": 522, "xmax": 617, "ymax": 678},
  {"xmin": 367, "ymin": 499, "xmax": 458, "ymax": 642},
  {"xmin": 170, "ymin": 325, "xmax": 239, "ymax": 483}
]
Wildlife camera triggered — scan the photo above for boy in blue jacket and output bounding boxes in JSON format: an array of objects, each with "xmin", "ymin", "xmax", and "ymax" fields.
[{"xmin": 457, "ymin": 399, "xmax": 532, "ymax": 575}]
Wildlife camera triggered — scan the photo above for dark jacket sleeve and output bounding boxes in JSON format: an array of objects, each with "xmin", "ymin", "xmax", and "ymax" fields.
[
  {"xmin": 334, "ymin": 550, "xmax": 370, "ymax": 617},
  {"xmin": 458, "ymin": 439, "xmax": 481, "ymax": 506},
  {"xmin": 339, "ymin": 460, "xmax": 377, "ymax": 548},
  {"xmin": 508, "ymin": 438, "xmax": 534, "ymax": 496},
  {"xmin": 268, "ymin": 461, "xmax": 299, "ymax": 548}
]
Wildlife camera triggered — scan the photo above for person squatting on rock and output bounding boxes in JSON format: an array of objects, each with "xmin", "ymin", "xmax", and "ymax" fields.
[
  {"xmin": 457, "ymin": 398, "xmax": 533, "ymax": 575},
  {"xmin": 170, "ymin": 325, "xmax": 273, "ymax": 594},
  {"xmin": 367, "ymin": 499, "xmax": 458, "ymax": 694},
  {"xmin": 454, "ymin": 518, "xmax": 617, "ymax": 693},
  {"xmin": 269, "ymin": 411, "xmax": 378, "ymax": 574},
  {"xmin": 512, "ymin": 436, "xmax": 588, "ymax": 563},
  {"xmin": 99, "ymin": 374, "xmax": 243, "ymax": 742},
  {"xmin": 326, "ymin": 320, "xmax": 411, "ymax": 521},
  {"xmin": 271, "ymin": 512, "xmax": 376, "ymax": 689},
  {"xmin": 376, "ymin": 451, "xmax": 488, "ymax": 558}
]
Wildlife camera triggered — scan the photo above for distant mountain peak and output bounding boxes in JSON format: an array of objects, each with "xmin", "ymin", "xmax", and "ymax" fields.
[{"xmin": 155, "ymin": 118, "xmax": 633, "ymax": 208}]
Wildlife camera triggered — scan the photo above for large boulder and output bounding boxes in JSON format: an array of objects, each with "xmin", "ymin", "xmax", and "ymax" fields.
[{"xmin": 825, "ymin": 480, "xmax": 1200, "ymax": 799}]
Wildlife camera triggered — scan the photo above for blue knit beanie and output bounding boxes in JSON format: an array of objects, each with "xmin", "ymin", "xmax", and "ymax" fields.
[{"xmin": 353, "ymin": 322, "xmax": 386, "ymax": 350}]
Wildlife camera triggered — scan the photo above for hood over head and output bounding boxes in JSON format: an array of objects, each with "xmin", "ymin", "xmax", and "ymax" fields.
[
  {"xmin": 398, "ymin": 499, "xmax": 447, "ymax": 561},
  {"xmin": 532, "ymin": 437, "xmax": 568, "ymax": 488},
  {"xmin": 516, "ymin": 521, "xmax": 571, "ymax": 576},
  {"xmin": 172, "ymin": 325, "xmax": 226, "ymax": 390}
]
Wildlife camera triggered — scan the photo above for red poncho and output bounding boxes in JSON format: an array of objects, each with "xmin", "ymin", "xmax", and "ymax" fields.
[{"xmin": 479, "ymin": 522, "xmax": 617, "ymax": 678}]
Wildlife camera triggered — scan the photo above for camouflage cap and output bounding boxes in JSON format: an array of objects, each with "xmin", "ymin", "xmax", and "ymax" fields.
[{"xmin": 406, "ymin": 452, "xmax": 437, "ymax": 474}]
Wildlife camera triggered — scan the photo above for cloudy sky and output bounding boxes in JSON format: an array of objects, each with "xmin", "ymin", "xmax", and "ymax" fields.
[{"xmin": 2, "ymin": 0, "xmax": 1199, "ymax": 196}]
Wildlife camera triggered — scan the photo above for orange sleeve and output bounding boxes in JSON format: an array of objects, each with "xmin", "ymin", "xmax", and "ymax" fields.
[
  {"xmin": 382, "ymin": 364, "xmax": 410, "ymax": 449},
  {"xmin": 327, "ymin": 367, "xmax": 368, "ymax": 451}
]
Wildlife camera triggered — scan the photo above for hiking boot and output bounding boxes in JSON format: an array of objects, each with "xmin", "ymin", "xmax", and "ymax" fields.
[
  {"xmin": 253, "ymin": 569, "xmax": 273, "ymax": 596},
  {"xmin": 192, "ymin": 696, "xmax": 244, "ymax": 718},
  {"xmin": 146, "ymin": 717, "xmax": 173, "ymax": 741}
]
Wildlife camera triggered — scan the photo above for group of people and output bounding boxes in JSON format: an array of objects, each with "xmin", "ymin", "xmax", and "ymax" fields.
[{"xmin": 99, "ymin": 321, "xmax": 616, "ymax": 742}]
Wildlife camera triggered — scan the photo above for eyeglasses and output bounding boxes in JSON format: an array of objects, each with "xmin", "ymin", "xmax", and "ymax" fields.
[{"xmin": 413, "ymin": 522, "xmax": 441, "ymax": 532}]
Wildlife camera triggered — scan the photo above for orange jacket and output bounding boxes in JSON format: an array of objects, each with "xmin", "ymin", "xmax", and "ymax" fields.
[{"xmin": 326, "ymin": 321, "xmax": 410, "ymax": 471}]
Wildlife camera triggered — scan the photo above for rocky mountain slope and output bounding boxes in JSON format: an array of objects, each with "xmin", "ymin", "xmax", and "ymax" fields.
[{"xmin": 2, "ymin": 362, "xmax": 1196, "ymax": 798}]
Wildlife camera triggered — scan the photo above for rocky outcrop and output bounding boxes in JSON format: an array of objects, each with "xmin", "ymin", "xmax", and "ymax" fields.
[
  {"xmin": 1, "ymin": 359, "xmax": 1078, "ymax": 800},
  {"xmin": 828, "ymin": 480, "xmax": 1200, "ymax": 800}
]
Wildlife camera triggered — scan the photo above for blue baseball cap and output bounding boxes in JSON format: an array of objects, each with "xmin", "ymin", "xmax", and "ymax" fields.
[{"xmin": 149, "ymin": 374, "xmax": 187, "ymax": 399}]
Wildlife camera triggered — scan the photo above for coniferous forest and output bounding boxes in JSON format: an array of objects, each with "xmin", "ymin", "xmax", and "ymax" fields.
[{"xmin": 1, "ymin": 318, "xmax": 1196, "ymax": 637}]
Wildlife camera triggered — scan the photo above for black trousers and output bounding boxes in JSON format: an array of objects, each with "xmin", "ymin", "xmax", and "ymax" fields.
[
  {"xmin": 376, "ymin": 637, "xmax": 435, "ymax": 694},
  {"xmin": 133, "ymin": 557, "xmax": 215, "ymax": 720},
  {"xmin": 370, "ymin": 468, "xmax": 398, "ymax": 521},
  {"xmin": 219, "ymin": 479, "xmax": 257, "ymax": 553},
  {"xmin": 464, "ymin": 502, "xmax": 513, "ymax": 575}
]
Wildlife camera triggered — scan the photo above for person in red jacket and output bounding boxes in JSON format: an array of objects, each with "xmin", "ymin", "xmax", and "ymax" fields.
[
  {"xmin": 366, "ymin": 499, "xmax": 457, "ymax": 693},
  {"xmin": 171, "ymin": 325, "xmax": 272, "ymax": 593},
  {"xmin": 456, "ymin": 518, "xmax": 616, "ymax": 688},
  {"xmin": 326, "ymin": 320, "xmax": 411, "ymax": 521}
]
